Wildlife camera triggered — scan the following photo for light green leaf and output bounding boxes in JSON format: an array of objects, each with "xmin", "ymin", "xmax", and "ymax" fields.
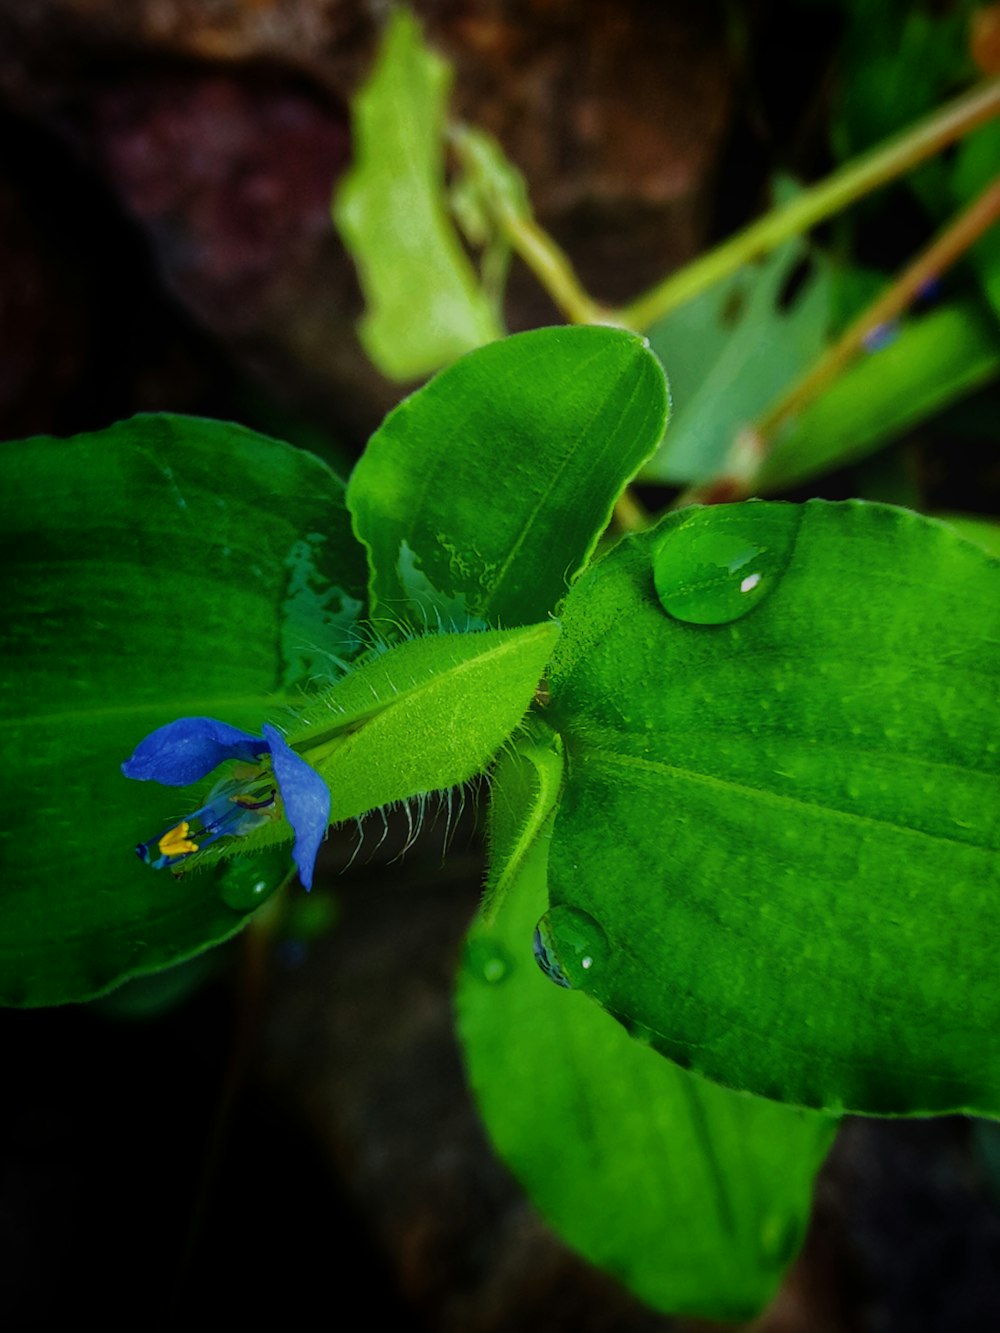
[
  {"xmin": 448, "ymin": 122, "xmax": 531, "ymax": 318},
  {"xmin": 756, "ymin": 301, "xmax": 1000, "ymax": 492},
  {"xmin": 457, "ymin": 762, "xmax": 835, "ymax": 1319},
  {"xmin": 480, "ymin": 729, "xmax": 564, "ymax": 922},
  {"xmin": 222, "ymin": 623, "xmax": 558, "ymax": 868},
  {"xmin": 546, "ymin": 500, "xmax": 1000, "ymax": 1116},
  {"xmin": 0, "ymin": 414, "xmax": 367, "ymax": 1007},
  {"xmin": 347, "ymin": 325, "xmax": 669, "ymax": 627},
  {"xmin": 643, "ymin": 238, "xmax": 830, "ymax": 485},
  {"xmin": 307, "ymin": 622, "xmax": 560, "ymax": 823},
  {"xmin": 333, "ymin": 9, "xmax": 501, "ymax": 380}
]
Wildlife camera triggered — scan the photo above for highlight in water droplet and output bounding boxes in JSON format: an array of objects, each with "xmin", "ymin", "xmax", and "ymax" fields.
[
  {"xmin": 465, "ymin": 937, "xmax": 513, "ymax": 986},
  {"xmin": 652, "ymin": 504, "xmax": 801, "ymax": 625},
  {"xmin": 218, "ymin": 850, "xmax": 290, "ymax": 913},
  {"xmin": 533, "ymin": 905, "xmax": 609, "ymax": 990}
]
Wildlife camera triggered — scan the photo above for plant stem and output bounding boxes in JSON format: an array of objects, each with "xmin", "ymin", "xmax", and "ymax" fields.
[
  {"xmin": 753, "ymin": 173, "xmax": 1000, "ymax": 444},
  {"xmin": 503, "ymin": 211, "xmax": 613, "ymax": 325},
  {"xmin": 669, "ymin": 173, "xmax": 1000, "ymax": 511},
  {"xmin": 617, "ymin": 77, "xmax": 1000, "ymax": 331},
  {"xmin": 448, "ymin": 121, "xmax": 613, "ymax": 325}
]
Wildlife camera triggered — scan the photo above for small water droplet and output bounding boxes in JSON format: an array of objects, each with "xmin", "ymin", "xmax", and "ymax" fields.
[
  {"xmin": 653, "ymin": 505, "xmax": 801, "ymax": 625},
  {"xmin": 218, "ymin": 851, "xmax": 289, "ymax": 913},
  {"xmin": 533, "ymin": 906, "xmax": 609, "ymax": 990},
  {"xmin": 465, "ymin": 937, "xmax": 513, "ymax": 985}
]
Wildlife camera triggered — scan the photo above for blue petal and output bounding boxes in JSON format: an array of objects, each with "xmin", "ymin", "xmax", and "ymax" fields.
[
  {"xmin": 263, "ymin": 724, "xmax": 330, "ymax": 890},
  {"xmin": 122, "ymin": 717, "xmax": 266, "ymax": 786}
]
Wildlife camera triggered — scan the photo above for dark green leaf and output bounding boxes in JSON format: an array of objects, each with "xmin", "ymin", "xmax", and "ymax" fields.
[
  {"xmin": 347, "ymin": 326, "xmax": 669, "ymax": 627},
  {"xmin": 832, "ymin": 2, "xmax": 972, "ymax": 211},
  {"xmin": 0, "ymin": 414, "xmax": 367, "ymax": 1006},
  {"xmin": 546, "ymin": 500, "xmax": 1000, "ymax": 1115},
  {"xmin": 332, "ymin": 9, "xmax": 501, "ymax": 379},
  {"xmin": 457, "ymin": 752, "xmax": 835, "ymax": 1318}
]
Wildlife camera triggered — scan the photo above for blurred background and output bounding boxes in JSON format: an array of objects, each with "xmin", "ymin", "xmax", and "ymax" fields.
[{"xmin": 2, "ymin": 1, "xmax": 999, "ymax": 1327}]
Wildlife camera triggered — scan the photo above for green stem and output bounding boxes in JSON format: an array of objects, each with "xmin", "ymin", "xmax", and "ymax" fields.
[
  {"xmin": 667, "ymin": 175, "xmax": 1000, "ymax": 512},
  {"xmin": 617, "ymin": 77, "xmax": 1000, "ymax": 331},
  {"xmin": 502, "ymin": 212, "xmax": 611, "ymax": 325},
  {"xmin": 449, "ymin": 121, "xmax": 613, "ymax": 326},
  {"xmin": 754, "ymin": 173, "xmax": 1000, "ymax": 445}
]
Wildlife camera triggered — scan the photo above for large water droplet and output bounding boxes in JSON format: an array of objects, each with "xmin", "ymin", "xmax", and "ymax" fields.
[
  {"xmin": 653, "ymin": 505, "xmax": 800, "ymax": 625},
  {"xmin": 218, "ymin": 851, "xmax": 289, "ymax": 913},
  {"xmin": 465, "ymin": 937, "xmax": 513, "ymax": 985},
  {"xmin": 533, "ymin": 906, "xmax": 609, "ymax": 990}
]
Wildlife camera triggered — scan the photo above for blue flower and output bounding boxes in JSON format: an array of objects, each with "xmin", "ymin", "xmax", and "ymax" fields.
[{"xmin": 122, "ymin": 717, "xmax": 330, "ymax": 889}]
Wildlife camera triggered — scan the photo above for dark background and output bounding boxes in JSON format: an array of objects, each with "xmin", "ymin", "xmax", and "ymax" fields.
[{"xmin": 2, "ymin": 2, "xmax": 999, "ymax": 1327}]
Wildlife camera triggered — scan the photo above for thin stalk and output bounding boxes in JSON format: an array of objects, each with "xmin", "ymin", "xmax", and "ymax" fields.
[
  {"xmin": 754, "ymin": 173, "xmax": 1000, "ymax": 443},
  {"xmin": 494, "ymin": 209, "xmax": 610, "ymax": 325},
  {"xmin": 617, "ymin": 78, "xmax": 1000, "ymax": 331},
  {"xmin": 448, "ymin": 122, "xmax": 614, "ymax": 325},
  {"xmin": 670, "ymin": 173, "xmax": 1000, "ymax": 511}
]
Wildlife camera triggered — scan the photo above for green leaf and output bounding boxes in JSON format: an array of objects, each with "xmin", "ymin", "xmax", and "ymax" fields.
[
  {"xmin": 332, "ymin": 8, "xmax": 501, "ymax": 380},
  {"xmin": 643, "ymin": 238, "xmax": 830, "ymax": 485},
  {"xmin": 832, "ymin": 2, "xmax": 973, "ymax": 211},
  {"xmin": 545, "ymin": 500, "xmax": 1000, "ymax": 1116},
  {"xmin": 456, "ymin": 757, "xmax": 836, "ymax": 1319},
  {"xmin": 448, "ymin": 123, "xmax": 531, "ymax": 318},
  {"xmin": 347, "ymin": 325, "xmax": 669, "ymax": 627},
  {"xmin": 756, "ymin": 300, "xmax": 1000, "ymax": 492},
  {"xmin": 0, "ymin": 414, "xmax": 367, "ymax": 1007},
  {"xmin": 184, "ymin": 623, "xmax": 561, "ymax": 876},
  {"xmin": 480, "ymin": 729, "xmax": 564, "ymax": 923},
  {"xmin": 936, "ymin": 512, "xmax": 1000, "ymax": 560},
  {"xmin": 308, "ymin": 622, "xmax": 560, "ymax": 821},
  {"xmin": 951, "ymin": 120, "xmax": 1000, "ymax": 319}
]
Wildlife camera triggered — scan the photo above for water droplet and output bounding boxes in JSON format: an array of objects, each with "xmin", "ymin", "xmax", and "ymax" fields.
[
  {"xmin": 465, "ymin": 937, "xmax": 513, "ymax": 985},
  {"xmin": 533, "ymin": 906, "xmax": 609, "ymax": 990},
  {"xmin": 218, "ymin": 851, "xmax": 289, "ymax": 913},
  {"xmin": 653, "ymin": 505, "xmax": 801, "ymax": 625}
]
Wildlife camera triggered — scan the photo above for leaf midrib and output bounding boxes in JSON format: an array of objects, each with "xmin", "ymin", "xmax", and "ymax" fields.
[
  {"xmin": 577, "ymin": 745, "xmax": 999, "ymax": 854},
  {"xmin": 0, "ymin": 694, "xmax": 291, "ymax": 732}
]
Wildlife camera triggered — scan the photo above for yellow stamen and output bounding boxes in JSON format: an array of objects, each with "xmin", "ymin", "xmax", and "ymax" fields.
[{"xmin": 158, "ymin": 822, "xmax": 199, "ymax": 858}]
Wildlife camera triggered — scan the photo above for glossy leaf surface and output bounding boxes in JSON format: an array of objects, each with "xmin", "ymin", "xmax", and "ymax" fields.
[
  {"xmin": 0, "ymin": 415, "xmax": 366, "ymax": 1006},
  {"xmin": 457, "ymin": 763, "xmax": 835, "ymax": 1318},
  {"xmin": 546, "ymin": 501, "xmax": 1000, "ymax": 1115},
  {"xmin": 333, "ymin": 9, "xmax": 500, "ymax": 379},
  {"xmin": 348, "ymin": 325, "xmax": 669, "ymax": 627}
]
